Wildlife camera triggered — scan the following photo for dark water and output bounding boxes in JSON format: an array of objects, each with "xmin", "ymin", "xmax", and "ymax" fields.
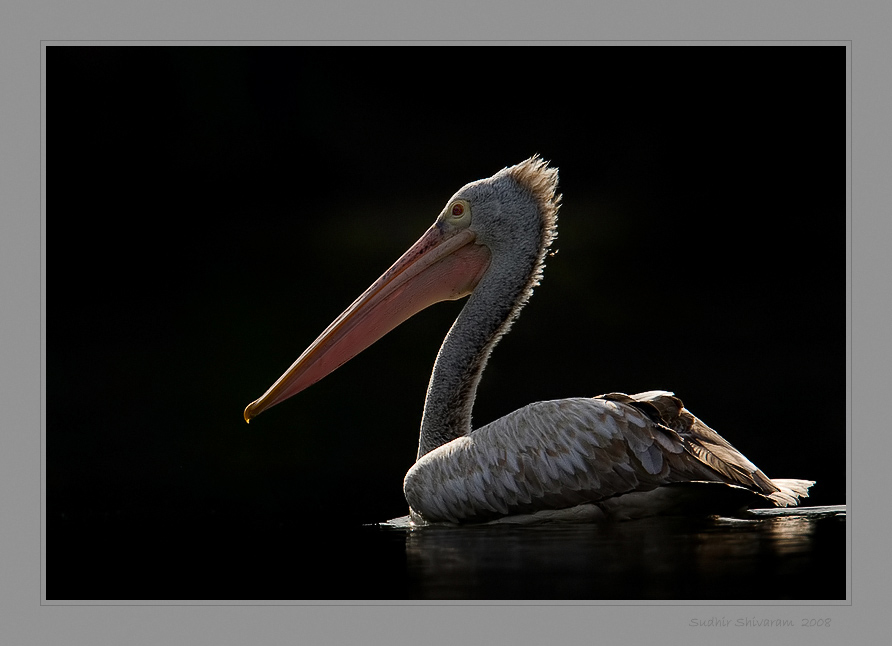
[
  {"xmin": 51, "ymin": 506, "xmax": 845, "ymax": 601},
  {"xmin": 387, "ymin": 506, "xmax": 846, "ymax": 600}
]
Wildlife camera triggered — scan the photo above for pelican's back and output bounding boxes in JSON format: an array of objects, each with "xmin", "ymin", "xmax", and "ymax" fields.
[{"xmin": 404, "ymin": 391, "xmax": 814, "ymax": 524}]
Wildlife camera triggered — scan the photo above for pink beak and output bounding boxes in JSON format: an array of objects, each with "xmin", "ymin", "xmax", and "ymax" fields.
[{"xmin": 244, "ymin": 221, "xmax": 492, "ymax": 422}]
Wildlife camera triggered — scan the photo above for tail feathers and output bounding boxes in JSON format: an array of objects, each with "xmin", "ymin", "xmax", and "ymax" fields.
[{"xmin": 767, "ymin": 479, "xmax": 815, "ymax": 507}]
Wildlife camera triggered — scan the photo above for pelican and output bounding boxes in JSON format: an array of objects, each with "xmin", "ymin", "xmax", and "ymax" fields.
[{"xmin": 244, "ymin": 156, "xmax": 814, "ymax": 524}]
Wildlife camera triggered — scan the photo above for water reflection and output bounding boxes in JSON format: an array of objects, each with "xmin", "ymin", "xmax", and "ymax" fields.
[{"xmin": 381, "ymin": 506, "xmax": 846, "ymax": 600}]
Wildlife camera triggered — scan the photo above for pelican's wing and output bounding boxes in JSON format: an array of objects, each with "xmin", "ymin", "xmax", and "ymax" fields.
[
  {"xmin": 600, "ymin": 391, "xmax": 778, "ymax": 491},
  {"xmin": 605, "ymin": 391, "xmax": 814, "ymax": 507},
  {"xmin": 404, "ymin": 392, "xmax": 812, "ymax": 523}
]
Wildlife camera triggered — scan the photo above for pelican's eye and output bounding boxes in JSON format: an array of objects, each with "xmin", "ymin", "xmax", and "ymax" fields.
[{"xmin": 445, "ymin": 199, "xmax": 472, "ymax": 227}]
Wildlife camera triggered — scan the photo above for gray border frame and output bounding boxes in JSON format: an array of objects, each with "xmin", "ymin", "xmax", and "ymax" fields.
[{"xmin": 3, "ymin": 0, "xmax": 879, "ymax": 641}]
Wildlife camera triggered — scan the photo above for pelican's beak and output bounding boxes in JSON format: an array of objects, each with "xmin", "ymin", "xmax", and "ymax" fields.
[{"xmin": 244, "ymin": 222, "xmax": 491, "ymax": 422}]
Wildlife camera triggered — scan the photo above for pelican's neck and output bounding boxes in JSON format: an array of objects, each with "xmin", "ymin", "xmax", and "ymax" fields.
[
  {"xmin": 416, "ymin": 234, "xmax": 545, "ymax": 459},
  {"xmin": 415, "ymin": 155, "xmax": 560, "ymax": 459}
]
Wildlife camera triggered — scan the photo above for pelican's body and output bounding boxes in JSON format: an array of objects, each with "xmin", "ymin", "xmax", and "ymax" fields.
[{"xmin": 245, "ymin": 157, "xmax": 813, "ymax": 524}]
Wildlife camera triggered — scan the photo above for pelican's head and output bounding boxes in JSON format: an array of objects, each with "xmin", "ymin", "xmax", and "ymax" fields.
[
  {"xmin": 435, "ymin": 155, "xmax": 559, "ymax": 260},
  {"xmin": 244, "ymin": 156, "xmax": 560, "ymax": 422}
]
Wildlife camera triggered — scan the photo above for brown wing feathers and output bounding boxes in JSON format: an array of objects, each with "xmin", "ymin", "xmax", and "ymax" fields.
[{"xmin": 600, "ymin": 391, "xmax": 780, "ymax": 495}]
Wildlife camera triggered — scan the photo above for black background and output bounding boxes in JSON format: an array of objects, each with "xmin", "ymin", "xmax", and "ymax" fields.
[{"xmin": 50, "ymin": 45, "xmax": 844, "ymax": 599}]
